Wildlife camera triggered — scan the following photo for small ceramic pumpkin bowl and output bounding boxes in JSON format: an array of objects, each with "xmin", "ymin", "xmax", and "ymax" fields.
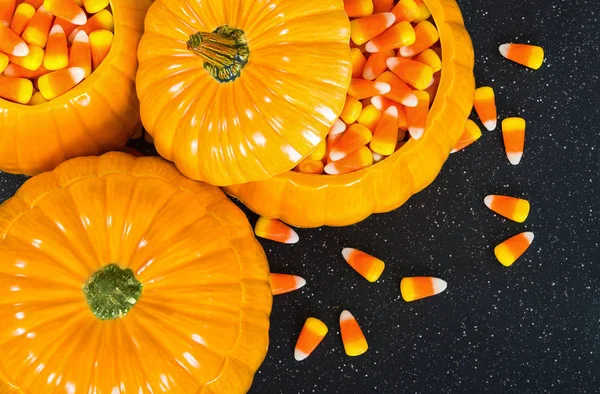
[
  {"xmin": 225, "ymin": 0, "xmax": 475, "ymax": 228},
  {"xmin": 0, "ymin": 0, "xmax": 152, "ymax": 176}
]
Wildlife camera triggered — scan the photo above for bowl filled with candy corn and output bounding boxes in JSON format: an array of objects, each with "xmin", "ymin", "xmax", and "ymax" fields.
[
  {"xmin": 226, "ymin": 0, "xmax": 475, "ymax": 228},
  {"xmin": 0, "ymin": 0, "xmax": 151, "ymax": 175}
]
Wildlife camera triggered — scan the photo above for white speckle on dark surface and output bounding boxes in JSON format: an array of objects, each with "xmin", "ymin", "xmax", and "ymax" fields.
[{"xmin": 1, "ymin": 0, "xmax": 599, "ymax": 393}]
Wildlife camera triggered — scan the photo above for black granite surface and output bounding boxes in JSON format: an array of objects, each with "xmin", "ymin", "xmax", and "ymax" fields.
[{"xmin": 1, "ymin": 0, "xmax": 599, "ymax": 393}]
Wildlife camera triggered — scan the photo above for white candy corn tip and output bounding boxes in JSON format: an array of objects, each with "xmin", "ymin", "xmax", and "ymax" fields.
[
  {"xmin": 403, "ymin": 94, "xmax": 418, "ymax": 107},
  {"xmin": 13, "ymin": 42, "xmax": 29, "ymax": 57},
  {"xmin": 74, "ymin": 30, "xmax": 89, "ymax": 43},
  {"xmin": 364, "ymin": 41, "xmax": 379, "ymax": 54},
  {"xmin": 286, "ymin": 229, "xmax": 300, "ymax": 244},
  {"xmin": 499, "ymin": 44, "xmax": 510, "ymax": 58},
  {"xmin": 295, "ymin": 276, "xmax": 307, "ymax": 290},
  {"xmin": 382, "ymin": 12, "xmax": 396, "ymax": 28},
  {"xmin": 399, "ymin": 47, "xmax": 413, "ymax": 57},
  {"xmin": 363, "ymin": 67, "xmax": 376, "ymax": 81},
  {"xmin": 294, "ymin": 349, "xmax": 309, "ymax": 361},
  {"xmin": 50, "ymin": 24, "xmax": 64, "ymax": 35},
  {"xmin": 507, "ymin": 152, "xmax": 523, "ymax": 165},
  {"xmin": 372, "ymin": 151, "xmax": 384, "ymax": 162},
  {"xmin": 329, "ymin": 150, "xmax": 346, "ymax": 162},
  {"xmin": 523, "ymin": 232, "xmax": 535, "ymax": 244},
  {"xmin": 408, "ymin": 127, "xmax": 424, "ymax": 140},
  {"xmin": 330, "ymin": 119, "xmax": 346, "ymax": 135},
  {"xmin": 72, "ymin": 12, "xmax": 88, "ymax": 26},
  {"xmin": 371, "ymin": 96, "xmax": 383, "ymax": 110},
  {"xmin": 483, "ymin": 195, "xmax": 495, "ymax": 209},
  {"xmin": 386, "ymin": 57, "xmax": 400, "ymax": 69},
  {"xmin": 323, "ymin": 163, "xmax": 339, "ymax": 175},
  {"xmin": 341, "ymin": 248, "xmax": 356, "ymax": 261},
  {"xmin": 69, "ymin": 67, "xmax": 87, "ymax": 84},
  {"xmin": 374, "ymin": 81, "xmax": 391, "ymax": 95},
  {"xmin": 431, "ymin": 278, "xmax": 447, "ymax": 295},
  {"xmin": 484, "ymin": 119, "xmax": 497, "ymax": 131},
  {"xmin": 3, "ymin": 64, "xmax": 16, "ymax": 77},
  {"xmin": 340, "ymin": 310, "xmax": 353, "ymax": 323},
  {"xmin": 384, "ymin": 105, "xmax": 398, "ymax": 117}
]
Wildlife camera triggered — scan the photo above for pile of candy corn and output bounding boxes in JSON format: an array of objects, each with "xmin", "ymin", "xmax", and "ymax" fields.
[
  {"xmin": 293, "ymin": 0, "xmax": 442, "ymax": 175},
  {"xmin": 0, "ymin": 0, "xmax": 114, "ymax": 105}
]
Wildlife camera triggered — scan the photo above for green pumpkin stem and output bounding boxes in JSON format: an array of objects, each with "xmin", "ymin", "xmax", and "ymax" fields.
[{"xmin": 83, "ymin": 264, "xmax": 142, "ymax": 320}]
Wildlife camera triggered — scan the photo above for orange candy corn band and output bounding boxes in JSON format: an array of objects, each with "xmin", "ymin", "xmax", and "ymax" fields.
[
  {"xmin": 370, "ymin": 105, "xmax": 399, "ymax": 156},
  {"xmin": 400, "ymin": 277, "xmax": 447, "ymax": 302},
  {"xmin": 9, "ymin": 3, "xmax": 35, "ymax": 36},
  {"xmin": 484, "ymin": 195, "xmax": 530, "ymax": 223},
  {"xmin": 405, "ymin": 90, "xmax": 429, "ymax": 139},
  {"xmin": 340, "ymin": 310, "xmax": 368, "ymax": 357},
  {"xmin": 363, "ymin": 49, "xmax": 394, "ymax": 80},
  {"xmin": 329, "ymin": 123, "xmax": 372, "ymax": 161},
  {"xmin": 344, "ymin": 0, "xmax": 374, "ymax": 18},
  {"xmin": 494, "ymin": 232, "xmax": 534, "ymax": 267},
  {"xmin": 269, "ymin": 273, "xmax": 306, "ymax": 295},
  {"xmin": 474, "ymin": 86, "xmax": 497, "ymax": 131},
  {"xmin": 342, "ymin": 248, "xmax": 385, "ymax": 282},
  {"xmin": 350, "ymin": 12, "xmax": 395, "ymax": 45},
  {"xmin": 324, "ymin": 146, "xmax": 373, "ymax": 175},
  {"xmin": 365, "ymin": 21, "xmax": 415, "ymax": 53},
  {"xmin": 0, "ymin": 75, "xmax": 33, "ymax": 104},
  {"xmin": 373, "ymin": 0, "xmax": 394, "ymax": 13},
  {"xmin": 254, "ymin": 217, "xmax": 299, "ymax": 244},
  {"xmin": 451, "ymin": 119, "xmax": 481, "ymax": 153},
  {"xmin": 499, "ymin": 43, "xmax": 544, "ymax": 70},
  {"xmin": 295, "ymin": 317, "xmax": 328, "ymax": 361},
  {"xmin": 502, "ymin": 117, "xmax": 526, "ymax": 165}
]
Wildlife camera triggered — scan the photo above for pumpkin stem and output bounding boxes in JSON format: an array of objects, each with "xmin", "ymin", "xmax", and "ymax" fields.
[
  {"xmin": 187, "ymin": 25, "xmax": 249, "ymax": 83},
  {"xmin": 83, "ymin": 264, "xmax": 142, "ymax": 320}
]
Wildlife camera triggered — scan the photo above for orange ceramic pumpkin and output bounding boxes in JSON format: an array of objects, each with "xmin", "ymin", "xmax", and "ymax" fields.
[
  {"xmin": 225, "ymin": 0, "xmax": 475, "ymax": 227},
  {"xmin": 0, "ymin": 153, "xmax": 271, "ymax": 393},
  {"xmin": 136, "ymin": 0, "xmax": 352, "ymax": 186},
  {"xmin": 0, "ymin": 0, "xmax": 152, "ymax": 176}
]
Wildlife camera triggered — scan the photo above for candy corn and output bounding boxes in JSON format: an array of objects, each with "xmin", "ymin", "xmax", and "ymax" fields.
[
  {"xmin": 340, "ymin": 95, "xmax": 363, "ymax": 124},
  {"xmin": 254, "ymin": 216, "xmax": 299, "ymax": 244},
  {"xmin": 502, "ymin": 117, "xmax": 526, "ymax": 165},
  {"xmin": 9, "ymin": 2, "xmax": 35, "ymax": 35},
  {"xmin": 415, "ymin": 48, "xmax": 441, "ymax": 72},
  {"xmin": 68, "ymin": 8, "xmax": 113, "ymax": 41},
  {"xmin": 484, "ymin": 195, "xmax": 530, "ymax": 223},
  {"xmin": 413, "ymin": 0, "xmax": 431, "ymax": 23},
  {"xmin": 329, "ymin": 123, "xmax": 372, "ymax": 161},
  {"xmin": 400, "ymin": 277, "xmax": 447, "ymax": 302},
  {"xmin": 44, "ymin": 0, "xmax": 86, "ymax": 25},
  {"xmin": 53, "ymin": 16, "xmax": 76, "ymax": 37},
  {"xmin": 370, "ymin": 105, "xmax": 399, "ymax": 155},
  {"xmin": 357, "ymin": 104, "xmax": 381, "ymax": 131},
  {"xmin": 350, "ymin": 12, "xmax": 395, "ymax": 45},
  {"xmin": 341, "ymin": 248, "xmax": 385, "ymax": 282},
  {"xmin": 68, "ymin": 29, "xmax": 90, "ymax": 76},
  {"xmin": 343, "ymin": 0, "xmax": 373, "ymax": 18},
  {"xmin": 37, "ymin": 67, "xmax": 85, "ymax": 100},
  {"xmin": 391, "ymin": 0, "xmax": 419, "ymax": 23},
  {"xmin": 399, "ymin": 20, "xmax": 439, "ymax": 57},
  {"xmin": 22, "ymin": 5, "xmax": 53, "ymax": 47},
  {"xmin": 0, "ymin": 52, "xmax": 7, "ymax": 72},
  {"xmin": 473, "ymin": 86, "xmax": 497, "ymax": 131},
  {"xmin": 371, "ymin": 95, "xmax": 408, "ymax": 129},
  {"xmin": 362, "ymin": 49, "xmax": 394, "ymax": 80},
  {"xmin": 499, "ymin": 43, "xmax": 544, "ymax": 70},
  {"xmin": 494, "ymin": 232, "xmax": 534, "ymax": 267},
  {"xmin": 0, "ymin": 23, "xmax": 28, "ymax": 56},
  {"xmin": 376, "ymin": 70, "xmax": 418, "ymax": 107},
  {"xmin": 3, "ymin": 62, "xmax": 48, "ymax": 78},
  {"xmin": 44, "ymin": 24, "xmax": 68, "ymax": 70},
  {"xmin": 8, "ymin": 44, "xmax": 43, "ymax": 70},
  {"xmin": 348, "ymin": 78, "xmax": 391, "ymax": 100},
  {"xmin": 295, "ymin": 159, "xmax": 325, "ymax": 174},
  {"xmin": 329, "ymin": 119, "xmax": 347, "ymax": 135},
  {"xmin": 451, "ymin": 119, "xmax": 482, "ymax": 153},
  {"xmin": 351, "ymin": 47, "xmax": 367, "ymax": 77},
  {"xmin": 269, "ymin": 273, "xmax": 306, "ymax": 295},
  {"xmin": 28, "ymin": 90, "xmax": 48, "ymax": 104},
  {"xmin": 89, "ymin": 29, "xmax": 112, "ymax": 69},
  {"xmin": 324, "ymin": 146, "xmax": 373, "ymax": 175},
  {"xmin": 365, "ymin": 21, "xmax": 415, "ymax": 53},
  {"xmin": 387, "ymin": 57, "xmax": 433, "ymax": 90},
  {"xmin": 0, "ymin": 75, "xmax": 33, "ymax": 104},
  {"xmin": 295, "ymin": 317, "xmax": 328, "ymax": 361},
  {"xmin": 82, "ymin": 0, "xmax": 108, "ymax": 14},
  {"xmin": 0, "ymin": 0, "xmax": 15, "ymax": 26},
  {"xmin": 373, "ymin": 0, "xmax": 393, "ymax": 13},
  {"xmin": 309, "ymin": 140, "xmax": 326, "ymax": 161},
  {"xmin": 405, "ymin": 90, "xmax": 429, "ymax": 139},
  {"xmin": 340, "ymin": 310, "xmax": 368, "ymax": 357}
]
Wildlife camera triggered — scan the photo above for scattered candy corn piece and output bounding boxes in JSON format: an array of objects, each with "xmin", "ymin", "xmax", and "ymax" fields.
[
  {"xmin": 44, "ymin": 24, "xmax": 69, "ymax": 70},
  {"xmin": 400, "ymin": 277, "xmax": 447, "ymax": 302},
  {"xmin": 0, "ymin": 52, "xmax": 8, "ymax": 72},
  {"xmin": 386, "ymin": 56, "xmax": 433, "ymax": 90},
  {"xmin": 484, "ymin": 195, "xmax": 530, "ymax": 223},
  {"xmin": 348, "ymin": 78, "xmax": 391, "ymax": 100},
  {"xmin": 473, "ymin": 86, "xmax": 497, "ymax": 131},
  {"xmin": 330, "ymin": 123, "xmax": 372, "ymax": 161},
  {"xmin": 254, "ymin": 216, "xmax": 299, "ymax": 244},
  {"xmin": 376, "ymin": 70, "xmax": 418, "ymax": 107},
  {"xmin": 269, "ymin": 273, "xmax": 307, "ymax": 295},
  {"xmin": 502, "ymin": 117, "xmax": 526, "ymax": 165},
  {"xmin": 295, "ymin": 158, "xmax": 325, "ymax": 174},
  {"xmin": 499, "ymin": 43, "xmax": 544, "ymax": 70},
  {"xmin": 0, "ymin": 23, "xmax": 28, "ymax": 56},
  {"xmin": 37, "ymin": 67, "xmax": 85, "ymax": 100},
  {"xmin": 44, "ymin": 0, "xmax": 86, "ymax": 25},
  {"xmin": 68, "ymin": 29, "xmax": 91, "ymax": 76},
  {"xmin": 350, "ymin": 12, "xmax": 395, "ymax": 45},
  {"xmin": 89, "ymin": 29, "xmax": 112, "ymax": 69},
  {"xmin": 9, "ymin": 2, "xmax": 35, "ymax": 36},
  {"xmin": 357, "ymin": 104, "xmax": 382, "ymax": 132},
  {"xmin": 0, "ymin": 75, "xmax": 33, "ymax": 104},
  {"xmin": 324, "ymin": 146, "xmax": 373, "ymax": 175},
  {"xmin": 391, "ymin": 0, "xmax": 419, "ymax": 23},
  {"xmin": 82, "ymin": 0, "xmax": 108, "ymax": 14},
  {"xmin": 373, "ymin": 0, "xmax": 393, "ymax": 13},
  {"xmin": 405, "ymin": 90, "xmax": 429, "ymax": 139},
  {"xmin": 21, "ymin": 5, "xmax": 53, "ymax": 48},
  {"xmin": 365, "ymin": 21, "xmax": 415, "ymax": 53},
  {"xmin": 399, "ymin": 20, "xmax": 439, "ymax": 57},
  {"xmin": 28, "ymin": 90, "xmax": 48, "ymax": 105},
  {"xmin": 294, "ymin": 317, "xmax": 328, "ymax": 361},
  {"xmin": 362, "ymin": 49, "xmax": 394, "ymax": 80},
  {"xmin": 340, "ymin": 310, "xmax": 368, "ymax": 357},
  {"xmin": 414, "ymin": 48, "xmax": 442, "ymax": 72},
  {"xmin": 494, "ymin": 232, "xmax": 534, "ymax": 267},
  {"xmin": 451, "ymin": 119, "xmax": 482, "ymax": 153},
  {"xmin": 343, "ymin": 0, "xmax": 373, "ymax": 18},
  {"xmin": 351, "ymin": 47, "xmax": 367, "ymax": 78},
  {"xmin": 342, "ymin": 248, "xmax": 385, "ymax": 282},
  {"xmin": 340, "ymin": 95, "xmax": 363, "ymax": 124},
  {"xmin": 370, "ymin": 105, "xmax": 399, "ymax": 156}
]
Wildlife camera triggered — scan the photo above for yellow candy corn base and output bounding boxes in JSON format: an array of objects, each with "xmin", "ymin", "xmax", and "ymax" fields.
[{"xmin": 226, "ymin": 0, "xmax": 475, "ymax": 228}]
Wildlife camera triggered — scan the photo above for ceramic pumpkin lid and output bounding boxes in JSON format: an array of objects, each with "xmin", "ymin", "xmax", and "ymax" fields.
[
  {"xmin": 136, "ymin": 0, "xmax": 352, "ymax": 186},
  {"xmin": 0, "ymin": 153, "xmax": 272, "ymax": 393}
]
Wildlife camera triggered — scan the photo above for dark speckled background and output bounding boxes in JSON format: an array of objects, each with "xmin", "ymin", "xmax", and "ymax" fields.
[{"xmin": 1, "ymin": 0, "xmax": 599, "ymax": 393}]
